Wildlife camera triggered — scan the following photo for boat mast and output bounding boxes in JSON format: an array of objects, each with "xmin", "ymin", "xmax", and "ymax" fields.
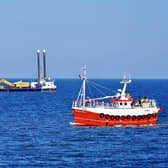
[
  {"xmin": 120, "ymin": 75, "xmax": 131, "ymax": 99},
  {"xmin": 76, "ymin": 65, "xmax": 87, "ymax": 107},
  {"xmin": 82, "ymin": 65, "xmax": 86, "ymax": 107}
]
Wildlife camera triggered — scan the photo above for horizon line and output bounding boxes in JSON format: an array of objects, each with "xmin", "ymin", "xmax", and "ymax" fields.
[{"xmin": 2, "ymin": 77, "xmax": 168, "ymax": 80}]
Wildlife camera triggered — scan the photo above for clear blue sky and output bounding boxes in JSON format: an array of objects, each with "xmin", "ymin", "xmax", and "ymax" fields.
[{"xmin": 0, "ymin": 0, "xmax": 168, "ymax": 79}]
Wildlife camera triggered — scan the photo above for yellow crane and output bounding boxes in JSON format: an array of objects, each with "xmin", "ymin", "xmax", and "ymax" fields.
[
  {"xmin": 0, "ymin": 79, "xmax": 30, "ymax": 89},
  {"xmin": 0, "ymin": 79, "xmax": 15, "ymax": 87},
  {"xmin": 14, "ymin": 81, "xmax": 30, "ymax": 88}
]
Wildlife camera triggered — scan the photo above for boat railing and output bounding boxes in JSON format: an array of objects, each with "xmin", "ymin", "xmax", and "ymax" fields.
[
  {"xmin": 72, "ymin": 100, "xmax": 114, "ymax": 108},
  {"xmin": 72, "ymin": 99, "xmax": 157, "ymax": 109},
  {"xmin": 131, "ymin": 99, "xmax": 156, "ymax": 108},
  {"xmin": 72, "ymin": 100, "xmax": 130, "ymax": 109}
]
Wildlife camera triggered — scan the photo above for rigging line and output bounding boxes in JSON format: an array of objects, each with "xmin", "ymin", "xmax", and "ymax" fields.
[
  {"xmin": 87, "ymin": 80, "xmax": 107, "ymax": 97},
  {"xmin": 88, "ymin": 79, "xmax": 116, "ymax": 93},
  {"xmin": 86, "ymin": 80, "xmax": 94, "ymax": 99},
  {"xmin": 88, "ymin": 81, "xmax": 107, "ymax": 97},
  {"xmin": 88, "ymin": 80, "xmax": 111, "ymax": 91}
]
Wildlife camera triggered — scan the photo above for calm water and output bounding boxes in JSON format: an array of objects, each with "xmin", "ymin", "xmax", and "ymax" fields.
[{"xmin": 0, "ymin": 79, "xmax": 167, "ymax": 168}]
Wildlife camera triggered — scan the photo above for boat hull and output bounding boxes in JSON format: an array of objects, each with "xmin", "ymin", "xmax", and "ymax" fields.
[
  {"xmin": 72, "ymin": 108, "xmax": 162, "ymax": 126},
  {"xmin": 0, "ymin": 88, "xmax": 56, "ymax": 92}
]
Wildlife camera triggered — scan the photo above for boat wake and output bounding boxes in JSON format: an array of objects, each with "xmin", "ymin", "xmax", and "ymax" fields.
[{"xmin": 69, "ymin": 122, "xmax": 168, "ymax": 128}]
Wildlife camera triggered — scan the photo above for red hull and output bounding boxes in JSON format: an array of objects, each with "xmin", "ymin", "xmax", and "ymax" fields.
[{"xmin": 72, "ymin": 108, "xmax": 162, "ymax": 126}]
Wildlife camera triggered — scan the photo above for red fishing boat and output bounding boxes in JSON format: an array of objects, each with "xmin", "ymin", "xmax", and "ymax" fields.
[{"xmin": 72, "ymin": 65, "xmax": 162, "ymax": 126}]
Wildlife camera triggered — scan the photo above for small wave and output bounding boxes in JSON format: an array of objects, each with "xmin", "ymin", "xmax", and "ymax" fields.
[{"xmin": 69, "ymin": 122, "xmax": 168, "ymax": 128}]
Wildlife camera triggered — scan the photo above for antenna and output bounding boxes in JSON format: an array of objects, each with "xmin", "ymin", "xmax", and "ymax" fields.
[{"xmin": 121, "ymin": 73, "xmax": 132, "ymax": 84}]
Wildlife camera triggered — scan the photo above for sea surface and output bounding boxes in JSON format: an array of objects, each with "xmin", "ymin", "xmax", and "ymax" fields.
[{"xmin": 0, "ymin": 79, "xmax": 168, "ymax": 168}]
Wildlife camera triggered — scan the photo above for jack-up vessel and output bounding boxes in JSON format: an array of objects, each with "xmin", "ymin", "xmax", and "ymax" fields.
[{"xmin": 0, "ymin": 49, "xmax": 56, "ymax": 92}]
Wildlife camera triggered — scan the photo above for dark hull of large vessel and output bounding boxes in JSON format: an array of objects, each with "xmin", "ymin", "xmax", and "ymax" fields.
[{"xmin": 0, "ymin": 88, "xmax": 56, "ymax": 92}]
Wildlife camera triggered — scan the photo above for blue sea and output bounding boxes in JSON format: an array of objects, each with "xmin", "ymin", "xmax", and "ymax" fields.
[{"xmin": 0, "ymin": 79, "xmax": 168, "ymax": 168}]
